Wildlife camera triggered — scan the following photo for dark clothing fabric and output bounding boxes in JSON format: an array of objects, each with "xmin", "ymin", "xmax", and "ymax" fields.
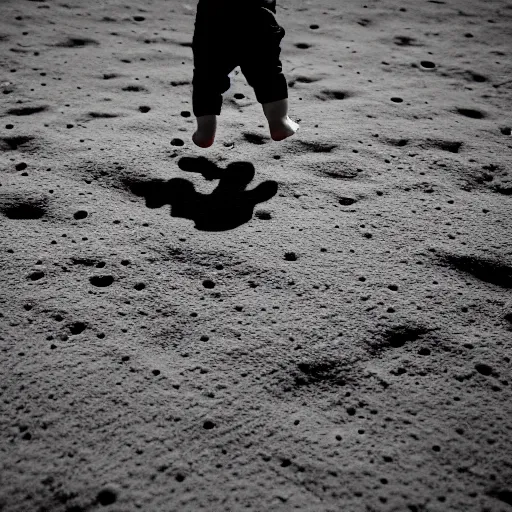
[{"xmin": 192, "ymin": 0, "xmax": 288, "ymax": 117}]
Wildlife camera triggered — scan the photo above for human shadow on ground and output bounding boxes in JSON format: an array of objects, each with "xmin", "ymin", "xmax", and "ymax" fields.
[{"xmin": 125, "ymin": 156, "xmax": 278, "ymax": 231}]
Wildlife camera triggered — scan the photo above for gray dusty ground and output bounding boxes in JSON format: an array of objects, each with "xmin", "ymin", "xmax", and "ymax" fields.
[{"xmin": 1, "ymin": 0, "xmax": 512, "ymax": 510}]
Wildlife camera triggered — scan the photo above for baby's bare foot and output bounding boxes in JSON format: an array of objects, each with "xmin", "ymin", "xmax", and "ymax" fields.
[
  {"xmin": 192, "ymin": 131, "xmax": 215, "ymax": 148},
  {"xmin": 269, "ymin": 116, "xmax": 300, "ymax": 141},
  {"xmin": 192, "ymin": 115, "xmax": 216, "ymax": 148}
]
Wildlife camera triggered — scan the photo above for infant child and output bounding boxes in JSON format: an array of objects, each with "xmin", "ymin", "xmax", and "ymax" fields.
[{"xmin": 191, "ymin": 0, "xmax": 299, "ymax": 147}]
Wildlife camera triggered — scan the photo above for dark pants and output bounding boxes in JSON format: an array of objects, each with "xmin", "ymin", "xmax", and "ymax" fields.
[{"xmin": 192, "ymin": 0, "xmax": 288, "ymax": 117}]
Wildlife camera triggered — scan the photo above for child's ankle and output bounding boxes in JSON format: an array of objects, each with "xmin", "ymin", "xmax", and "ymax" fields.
[
  {"xmin": 196, "ymin": 114, "xmax": 216, "ymax": 126},
  {"xmin": 262, "ymin": 98, "xmax": 288, "ymax": 125}
]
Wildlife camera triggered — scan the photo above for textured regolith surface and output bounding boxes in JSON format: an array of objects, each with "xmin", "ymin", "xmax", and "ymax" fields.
[{"xmin": 1, "ymin": 0, "xmax": 511, "ymax": 511}]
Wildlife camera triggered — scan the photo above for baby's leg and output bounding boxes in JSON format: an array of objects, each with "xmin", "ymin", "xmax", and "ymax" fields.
[
  {"xmin": 262, "ymin": 98, "xmax": 300, "ymax": 142},
  {"xmin": 192, "ymin": 114, "xmax": 217, "ymax": 149},
  {"xmin": 191, "ymin": 0, "xmax": 237, "ymax": 148},
  {"xmin": 239, "ymin": 6, "xmax": 299, "ymax": 141}
]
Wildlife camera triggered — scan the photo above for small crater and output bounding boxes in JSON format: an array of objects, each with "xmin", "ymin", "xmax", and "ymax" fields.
[
  {"xmin": 134, "ymin": 282, "xmax": 145, "ymax": 291},
  {"xmin": 296, "ymin": 359, "xmax": 347, "ymax": 386},
  {"xmin": 133, "ymin": 16, "xmax": 145, "ymax": 21},
  {"xmin": 379, "ymin": 324, "xmax": 431, "ymax": 349},
  {"xmin": 56, "ymin": 37, "xmax": 100, "ymax": 48},
  {"xmin": 455, "ymin": 108, "xmax": 485, "ymax": 119},
  {"xmin": 338, "ymin": 197, "xmax": 356, "ymax": 205},
  {"xmin": 69, "ymin": 321, "xmax": 87, "ymax": 335},
  {"xmin": 89, "ymin": 275, "xmax": 114, "ymax": 287},
  {"xmin": 474, "ymin": 363, "xmax": 493, "ymax": 376},
  {"xmin": 202, "ymin": 279, "xmax": 215, "ymax": 289},
  {"xmin": 385, "ymin": 138, "xmax": 409, "ymax": 147},
  {"xmin": 71, "ymin": 258, "xmax": 96, "ymax": 266},
  {"xmin": 437, "ymin": 252, "xmax": 512, "ymax": 288},
  {"xmin": 0, "ymin": 135, "xmax": 35, "ymax": 151},
  {"xmin": 394, "ymin": 35, "xmax": 421, "ymax": 46},
  {"xmin": 467, "ymin": 71, "xmax": 487, "ymax": 82},
  {"xmin": 420, "ymin": 60, "xmax": 436, "ymax": 69},
  {"xmin": 7, "ymin": 105, "xmax": 48, "ymax": 116},
  {"xmin": 88, "ymin": 112, "xmax": 119, "ymax": 119},
  {"xmin": 284, "ymin": 252, "xmax": 297, "ymax": 261},
  {"xmin": 320, "ymin": 164, "xmax": 359, "ymax": 179},
  {"xmin": 299, "ymin": 140, "xmax": 337, "ymax": 153},
  {"xmin": 390, "ymin": 97, "xmax": 403, "ymax": 103},
  {"xmin": 28, "ymin": 270, "xmax": 45, "ymax": 281},
  {"xmin": 487, "ymin": 488, "xmax": 512, "ymax": 507},
  {"xmin": 1, "ymin": 199, "xmax": 47, "ymax": 219},
  {"xmin": 138, "ymin": 106, "xmax": 151, "ymax": 113},
  {"xmin": 295, "ymin": 43, "xmax": 311, "ymax": 49},
  {"xmin": 203, "ymin": 420, "xmax": 215, "ymax": 429},
  {"xmin": 294, "ymin": 75, "xmax": 319, "ymax": 84},
  {"xmin": 122, "ymin": 85, "xmax": 147, "ymax": 92},
  {"xmin": 421, "ymin": 139, "xmax": 463, "ymax": 153},
  {"xmin": 73, "ymin": 210, "xmax": 88, "ymax": 220},
  {"xmin": 255, "ymin": 209, "xmax": 272, "ymax": 220},
  {"xmin": 316, "ymin": 89, "xmax": 354, "ymax": 101},
  {"xmin": 96, "ymin": 485, "xmax": 118, "ymax": 506},
  {"xmin": 243, "ymin": 132, "xmax": 266, "ymax": 145}
]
